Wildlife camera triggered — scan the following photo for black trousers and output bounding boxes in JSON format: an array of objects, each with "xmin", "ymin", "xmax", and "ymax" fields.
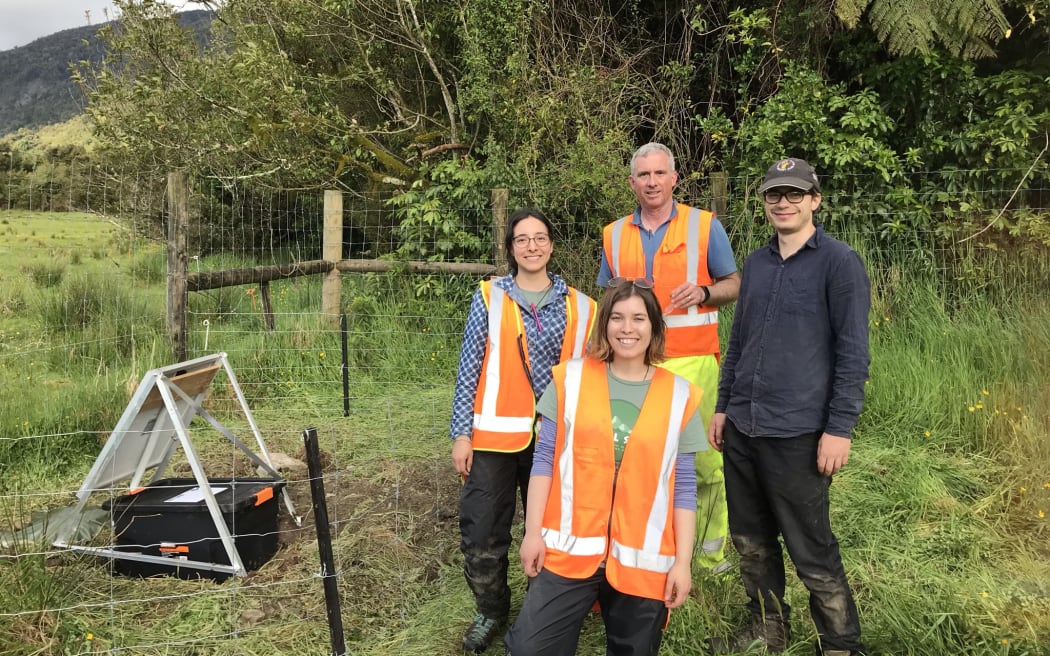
[
  {"xmin": 459, "ymin": 446, "xmax": 533, "ymax": 619},
  {"xmin": 723, "ymin": 419, "xmax": 864, "ymax": 654},
  {"xmin": 504, "ymin": 568, "xmax": 668, "ymax": 656}
]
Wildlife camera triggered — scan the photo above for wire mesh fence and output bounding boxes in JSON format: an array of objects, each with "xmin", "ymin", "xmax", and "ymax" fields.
[{"xmin": 1, "ymin": 157, "xmax": 1049, "ymax": 654}]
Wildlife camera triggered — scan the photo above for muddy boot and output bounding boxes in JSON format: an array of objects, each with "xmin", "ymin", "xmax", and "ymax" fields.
[
  {"xmin": 707, "ymin": 614, "xmax": 790, "ymax": 654},
  {"xmin": 462, "ymin": 613, "xmax": 505, "ymax": 653}
]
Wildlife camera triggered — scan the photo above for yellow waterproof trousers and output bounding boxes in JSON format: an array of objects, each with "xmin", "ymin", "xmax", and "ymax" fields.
[{"xmin": 659, "ymin": 354, "xmax": 729, "ymax": 572}]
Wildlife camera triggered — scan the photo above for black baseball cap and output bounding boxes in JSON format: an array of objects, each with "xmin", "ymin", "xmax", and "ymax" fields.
[{"xmin": 758, "ymin": 158, "xmax": 821, "ymax": 193}]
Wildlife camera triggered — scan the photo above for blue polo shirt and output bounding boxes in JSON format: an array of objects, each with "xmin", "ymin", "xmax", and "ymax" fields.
[{"xmin": 716, "ymin": 226, "xmax": 870, "ymax": 438}]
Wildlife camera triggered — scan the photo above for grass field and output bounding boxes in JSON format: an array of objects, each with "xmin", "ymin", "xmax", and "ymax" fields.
[{"xmin": 1, "ymin": 210, "xmax": 1048, "ymax": 655}]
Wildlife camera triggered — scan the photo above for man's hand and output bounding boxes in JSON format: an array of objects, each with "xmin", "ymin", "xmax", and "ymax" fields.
[
  {"xmin": 708, "ymin": 412, "xmax": 727, "ymax": 452},
  {"xmin": 667, "ymin": 281, "xmax": 705, "ymax": 312},
  {"xmin": 816, "ymin": 433, "xmax": 851, "ymax": 476},
  {"xmin": 451, "ymin": 436, "xmax": 473, "ymax": 477}
]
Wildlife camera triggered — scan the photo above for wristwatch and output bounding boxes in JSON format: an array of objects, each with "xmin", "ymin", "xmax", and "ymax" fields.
[{"xmin": 699, "ymin": 285, "xmax": 711, "ymax": 306}]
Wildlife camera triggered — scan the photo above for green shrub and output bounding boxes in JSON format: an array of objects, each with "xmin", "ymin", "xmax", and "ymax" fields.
[
  {"xmin": 127, "ymin": 250, "xmax": 166, "ymax": 284},
  {"xmin": 36, "ymin": 272, "xmax": 163, "ymax": 348},
  {"xmin": 0, "ymin": 284, "xmax": 27, "ymax": 315},
  {"xmin": 37, "ymin": 273, "xmax": 106, "ymax": 330},
  {"xmin": 26, "ymin": 262, "xmax": 66, "ymax": 288}
]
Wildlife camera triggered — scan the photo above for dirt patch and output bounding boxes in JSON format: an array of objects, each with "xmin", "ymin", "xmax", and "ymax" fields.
[
  {"xmin": 142, "ymin": 450, "xmax": 463, "ymax": 636},
  {"xmin": 251, "ymin": 452, "xmax": 461, "ymax": 583}
]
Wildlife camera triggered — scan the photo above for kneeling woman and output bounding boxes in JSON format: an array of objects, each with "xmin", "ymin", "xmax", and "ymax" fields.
[{"xmin": 505, "ymin": 278, "xmax": 706, "ymax": 656}]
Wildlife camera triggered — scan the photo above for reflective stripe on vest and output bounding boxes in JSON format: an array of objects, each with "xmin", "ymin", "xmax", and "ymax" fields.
[
  {"xmin": 473, "ymin": 283, "xmax": 535, "ymax": 437},
  {"xmin": 563, "ymin": 288, "xmax": 593, "ymax": 360},
  {"xmin": 545, "ymin": 356, "xmax": 589, "ymax": 550},
  {"xmin": 610, "ymin": 540, "xmax": 676, "ymax": 573}
]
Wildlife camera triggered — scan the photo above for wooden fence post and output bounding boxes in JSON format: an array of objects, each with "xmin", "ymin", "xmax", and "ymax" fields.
[
  {"xmin": 259, "ymin": 281, "xmax": 276, "ymax": 331},
  {"xmin": 491, "ymin": 188, "xmax": 509, "ymax": 272},
  {"xmin": 322, "ymin": 190, "xmax": 343, "ymax": 323},
  {"xmin": 166, "ymin": 172, "xmax": 189, "ymax": 362},
  {"xmin": 710, "ymin": 171, "xmax": 728, "ymax": 220}
]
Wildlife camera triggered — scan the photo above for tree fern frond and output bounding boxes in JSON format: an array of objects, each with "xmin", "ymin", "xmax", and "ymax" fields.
[
  {"xmin": 938, "ymin": 0, "xmax": 1009, "ymax": 41},
  {"xmin": 865, "ymin": 0, "xmax": 939, "ymax": 56},
  {"xmin": 835, "ymin": 0, "xmax": 1009, "ymax": 58},
  {"xmin": 834, "ymin": 0, "xmax": 874, "ymax": 27},
  {"xmin": 935, "ymin": 0, "xmax": 1009, "ymax": 57}
]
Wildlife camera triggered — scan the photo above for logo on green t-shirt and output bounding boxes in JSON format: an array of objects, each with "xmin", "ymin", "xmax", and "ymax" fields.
[{"xmin": 610, "ymin": 398, "xmax": 640, "ymax": 462}]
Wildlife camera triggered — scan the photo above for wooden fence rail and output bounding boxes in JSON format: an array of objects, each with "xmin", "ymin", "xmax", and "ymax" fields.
[
  {"xmin": 165, "ymin": 173, "xmax": 728, "ymax": 360},
  {"xmin": 165, "ymin": 175, "xmax": 505, "ymax": 359}
]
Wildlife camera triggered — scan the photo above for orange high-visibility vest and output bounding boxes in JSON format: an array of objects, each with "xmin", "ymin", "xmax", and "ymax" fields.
[
  {"xmin": 603, "ymin": 204, "xmax": 719, "ymax": 358},
  {"xmin": 541, "ymin": 357, "xmax": 701, "ymax": 601},
  {"xmin": 472, "ymin": 280, "xmax": 596, "ymax": 453}
]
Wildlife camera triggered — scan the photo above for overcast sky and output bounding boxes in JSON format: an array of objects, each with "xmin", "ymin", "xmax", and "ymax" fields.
[{"xmin": 0, "ymin": 1, "xmax": 191, "ymax": 52}]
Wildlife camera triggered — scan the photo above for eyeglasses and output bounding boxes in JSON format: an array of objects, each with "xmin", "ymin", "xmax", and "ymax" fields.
[
  {"xmin": 607, "ymin": 276, "xmax": 654, "ymax": 290},
  {"xmin": 762, "ymin": 189, "xmax": 810, "ymax": 204},
  {"xmin": 512, "ymin": 234, "xmax": 551, "ymax": 248}
]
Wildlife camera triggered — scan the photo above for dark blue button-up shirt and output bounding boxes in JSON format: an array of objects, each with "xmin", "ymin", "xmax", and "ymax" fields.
[{"xmin": 716, "ymin": 226, "xmax": 870, "ymax": 438}]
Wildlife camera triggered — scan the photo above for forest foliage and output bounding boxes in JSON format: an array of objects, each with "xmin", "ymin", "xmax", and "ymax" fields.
[{"xmin": 54, "ymin": 0, "xmax": 1050, "ymax": 257}]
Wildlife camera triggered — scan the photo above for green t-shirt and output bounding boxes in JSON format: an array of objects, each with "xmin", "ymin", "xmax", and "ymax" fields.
[
  {"xmin": 536, "ymin": 366, "xmax": 705, "ymax": 464},
  {"xmin": 518, "ymin": 285, "xmax": 556, "ymax": 308}
]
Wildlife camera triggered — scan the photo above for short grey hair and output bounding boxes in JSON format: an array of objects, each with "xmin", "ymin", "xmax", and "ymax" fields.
[{"xmin": 630, "ymin": 142, "xmax": 676, "ymax": 176}]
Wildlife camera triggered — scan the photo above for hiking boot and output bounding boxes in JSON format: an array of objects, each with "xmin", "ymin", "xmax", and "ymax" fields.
[
  {"xmin": 462, "ymin": 613, "xmax": 503, "ymax": 653},
  {"xmin": 707, "ymin": 615, "xmax": 791, "ymax": 654}
]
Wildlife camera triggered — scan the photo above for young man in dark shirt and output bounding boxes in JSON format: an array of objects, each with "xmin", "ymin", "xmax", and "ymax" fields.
[{"xmin": 707, "ymin": 158, "xmax": 870, "ymax": 656}]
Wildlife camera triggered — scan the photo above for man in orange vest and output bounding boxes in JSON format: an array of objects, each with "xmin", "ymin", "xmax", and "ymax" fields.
[{"xmin": 598, "ymin": 142, "xmax": 740, "ymax": 572}]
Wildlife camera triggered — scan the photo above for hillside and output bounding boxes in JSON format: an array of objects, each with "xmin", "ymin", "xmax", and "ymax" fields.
[{"xmin": 0, "ymin": 9, "xmax": 212, "ymax": 137}]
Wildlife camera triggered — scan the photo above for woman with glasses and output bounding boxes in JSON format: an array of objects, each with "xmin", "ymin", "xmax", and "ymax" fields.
[
  {"xmin": 504, "ymin": 278, "xmax": 706, "ymax": 656},
  {"xmin": 451, "ymin": 208, "xmax": 597, "ymax": 653}
]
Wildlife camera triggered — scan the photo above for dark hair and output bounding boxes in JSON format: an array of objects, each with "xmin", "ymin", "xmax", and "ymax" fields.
[
  {"xmin": 587, "ymin": 283, "xmax": 666, "ymax": 364},
  {"xmin": 505, "ymin": 208, "xmax": 555, "ymax": 273}
]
